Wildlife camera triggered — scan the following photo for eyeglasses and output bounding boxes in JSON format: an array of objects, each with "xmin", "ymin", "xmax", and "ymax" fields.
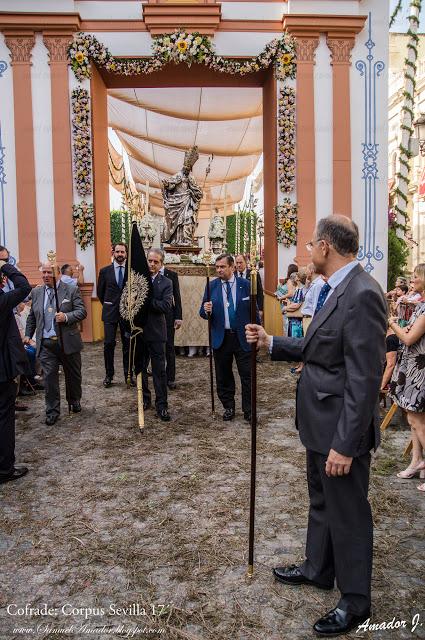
[{"xmin": 305, "ymin": 238, "xmax": 323, "ymax": 252}]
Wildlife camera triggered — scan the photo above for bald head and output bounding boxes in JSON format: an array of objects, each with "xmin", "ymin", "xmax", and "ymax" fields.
[{"xmin": 315, "ymin": 215, "xmax": 359, "ymax": 257}]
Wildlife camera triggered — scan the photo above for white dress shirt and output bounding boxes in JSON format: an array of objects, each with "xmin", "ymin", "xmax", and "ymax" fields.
[
  {"xmin": 114, "ymin": 260, "xmax": 126, "ymax": 285},
  {"xmin": 221, "ymin": 276, "xmax": 237, "ymax": 329}
]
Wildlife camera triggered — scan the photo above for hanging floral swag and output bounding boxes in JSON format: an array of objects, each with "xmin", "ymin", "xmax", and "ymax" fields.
[
  {"xmin": 278, "ymin": 87, "xmax": 296, "ymax": 193},
  {"xmin": 275, "ymin": 200, "xmax": 298, "ymax": 247},
  {"xmin": 73, "ymin": 201, "xmax": 94, "ymax": 249},
  {"xmin": 68, "ymin": 31, "xmax": 296, "ymax": 82},
  {"xmin": 71, "ymin": 88, "xmax": 92, "ymax": 197}
]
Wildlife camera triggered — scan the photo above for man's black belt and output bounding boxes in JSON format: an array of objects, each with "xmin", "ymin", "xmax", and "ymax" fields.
[{"xmin": 224, "ymin": 329, "xmax": 236, "ymax": 334}]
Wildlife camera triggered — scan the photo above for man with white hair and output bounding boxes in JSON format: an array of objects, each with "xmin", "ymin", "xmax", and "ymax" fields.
[{"xmin": 25, "ymin": 263, "xmax": 87, "ymax": 425}]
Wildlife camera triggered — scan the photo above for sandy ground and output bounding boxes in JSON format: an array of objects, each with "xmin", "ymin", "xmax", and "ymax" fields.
[{"xmin": 1, "ymin": 344, "xmax": 424, "ymax": 640}]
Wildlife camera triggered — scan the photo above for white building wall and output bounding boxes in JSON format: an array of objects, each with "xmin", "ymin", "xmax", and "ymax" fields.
[
  {"xmin": 31, "ymin": 34, "xmax": 56, "ymax": 264},
  {"xmin": 0, "ymin": 33, "xmax": 18, "ymax": 262},
  {"xmin": 350, "ymin": 0, "xmax": 389, "ymax": 289},
  {"xmin": 314, "ymin": 34, "xmax": 333, "ymax": 221}
]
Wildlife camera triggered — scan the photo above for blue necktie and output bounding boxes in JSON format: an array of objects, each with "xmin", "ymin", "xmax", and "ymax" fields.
[
  {"xmin": 314, "ymin": 282, "xmax": 331, "ymax": 314},
  {"xmin": 118, "ymin": 266, "xmax": 124, "ymax": 289},
  {"xmin": 226, "ymin": 281, "xmax": 237, "ymax": 329}
]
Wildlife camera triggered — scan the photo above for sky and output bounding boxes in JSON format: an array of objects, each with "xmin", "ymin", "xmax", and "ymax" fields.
[{"xmin": 389, "ymin": 0, "xmax": 425, "ymax": 33}]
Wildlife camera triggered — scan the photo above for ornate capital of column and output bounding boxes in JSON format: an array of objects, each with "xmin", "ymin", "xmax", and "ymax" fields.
[
  {"xmin": 295, "ymin": 37, "xmax": 319, "ymax": 64},
  {"xmin": 326, "ymin": 37, "xmax": 355, "ymax": 65},
  {"xmin": 5, "ymin": 35, "xmax": 35, "ymax": 65},
  {"xmin": 43, "ymin": 35, "xmax": 73, "ymax": 64}
]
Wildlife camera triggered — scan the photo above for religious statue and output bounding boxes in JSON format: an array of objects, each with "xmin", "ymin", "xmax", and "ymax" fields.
[
  {"xmin": 208, "ymin": 208, "xmax": 226, "ymax": 254},
  {"xmin": 161, "ymin": 146, "xmax": 203, "ymax": 246}
]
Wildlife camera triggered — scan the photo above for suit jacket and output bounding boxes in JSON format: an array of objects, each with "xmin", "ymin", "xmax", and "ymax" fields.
[
  {"xmin": 0, "ymin": 264, "xmax": 32, "ymax": 383},
  {"xmin": 97, "ymin": 263, "xmax": 124, "ymax": 324},
  {"xmin": 271, "ymin": 263, "xmax": 387, "ymax": 458},
  {"xmin": 143, "ymin": 273, "xmax": 173, "ymax": 343},
  {"xmin": 163, "ymin": 268, "xmax": 183, "ymax": 321},
  {"xmin": 25, "ymin": 282, "xmax": 87, "ymax": 356},
  {"xmin": 199, "ymin": 277, "xmax": 258, "ymax": 352},
  {"xmin": 238, "ymin": 269, "xmax": 264, "ymax": 311}
]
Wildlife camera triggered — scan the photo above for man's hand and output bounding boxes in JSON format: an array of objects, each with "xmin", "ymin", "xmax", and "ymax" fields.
[
  {"xmin": 55, "ymin": 312, "xmax": 67, "ymax": 324},
  {"xmin": 23, "ymin": 336, "xmax": 31, "ymax": 345},
  {"xmin": 174, "ymin": 319, "xmax": 182, "ymax": 330},
  {"xmin": 204, "ymin": 301, "xmax": 213, "ymax": 314},
  {"xmin": 245, "ymin": 324, "xmax": 272, "ymax": 351},
  {"xmin": 325, "ymin": 449, "xmax": 353, "ymax": 477}
]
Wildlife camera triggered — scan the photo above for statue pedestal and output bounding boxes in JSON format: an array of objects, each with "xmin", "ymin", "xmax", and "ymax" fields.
[{"xmin": 163, "ymin": 245, "xmax": 202, "ymax": 256}]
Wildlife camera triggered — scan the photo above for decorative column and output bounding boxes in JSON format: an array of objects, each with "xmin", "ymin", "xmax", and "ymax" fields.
[
  {"xmin": 327, "ymin": 36, "xmax": 355, "ymax": 217},
  {"xmin": 43, "ymin": 34, "xmax": 77, "ymax": 267},
  {"xmin": 5, "ymin": 34, "xmax": 40, "ymax": 281},
  {"xmin": 262, "ymin": 67, "xmax": 278, "ymax": 293},
  {"xmin": 294, "ymin": 36, "xmax": 319, "ymax": 266}
]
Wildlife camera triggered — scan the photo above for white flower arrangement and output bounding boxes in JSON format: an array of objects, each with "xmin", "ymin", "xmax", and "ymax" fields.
[
  {"xmin": 164, "ymin": 253, "xmax": 181, "ymax": 264},
  {"xmin": 278, "ymin": 87, "xmax": 296, "ymax": 193},
  {"xmin": 275, "ymin": 199, "xmax": 298, "ymax": 247},
  {"xmin": 72, "ymin": 201, "xmax": 95, "ymax": 249},
  {"xmin": 71, "ymin": 88, "xmax": 92, "ymax": 197},
  {"xmin": 68, "ymin": 31, "xmax": 296, "ymax": 82}
]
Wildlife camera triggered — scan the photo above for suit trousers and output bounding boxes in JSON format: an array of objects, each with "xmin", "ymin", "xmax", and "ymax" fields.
[
  {"xmin": 213, "ymin": 331, "xmax": 251, "ymax": 413},
  {"xmin": 0, "ymin": 380, "xmax": 17, "ymax": 477},
  {"xmin": 103, "ymin": 320, "xmax": 130, "ymax": 380},
  {"xmin": 141, "ymin": 340, "xmax": 168, "ymax": 411},
  {"xmin": 165, "ymin": 313, "xmax": 176, "ymax": 383},
  {"xmin": 301, "ymin": 449, "xmax": 372, "ymax": 615},
  {"xmin": 39, "ymin": 340, "xmax": 82, "ymax": 418}
]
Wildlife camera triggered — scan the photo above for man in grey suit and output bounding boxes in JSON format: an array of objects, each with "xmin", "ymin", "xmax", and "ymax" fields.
[
  {"xmin": 246, "ymin": 215, "xmax": 387, "ymax": 638},
  {"xmin": 25, "ymin": 263, "xmax": 87, "ymax": 426}
]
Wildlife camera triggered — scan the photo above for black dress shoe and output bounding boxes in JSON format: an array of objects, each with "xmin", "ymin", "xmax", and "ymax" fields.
[
  {"xmin": 103, "ymin": 376, "xmax": 113, "ymax": 388},
  {"xmin": 167, "ymin": 381, "xmax": 177, "ymax": 390},
  {"xmin": 0, "ymin": 466, "xmax": 29, "ymax": 484},
  {"xmin": 223, "ymin": 408, "xmax": 235, "ymax": 421},
  {"xmin": 313, "ymin": 607, "xmax": 370, "ymax": 637},
  {"xmin": 244, "ymin": 412, "xmax": 251, "ymax": 422},
  {"xmin": 273, "ymin": 565, "xmax": 333, "ymax": 590},
  {"xmin": 45, "ymin": 415, "xmax": 59, "ymax": 426},
  {"xmin": 71, "ymin": 402, "xmax": 81, "ymax": 413},
  {"xmin": 143, "ymin": 400, "xmax": 152, "ymax": 410},
  {"xmin": 157, "ymin": 409, "xmax": 171, "ymax": 422}
]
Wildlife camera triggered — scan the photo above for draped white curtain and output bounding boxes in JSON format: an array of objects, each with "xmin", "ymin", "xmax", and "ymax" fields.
[{"xmin": 108, "ymin": 88, "xmax": 263, "ymax": 217}]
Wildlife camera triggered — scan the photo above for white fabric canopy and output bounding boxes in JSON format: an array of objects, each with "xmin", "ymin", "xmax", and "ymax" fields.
[{"xmin": 107, "ymin": 88, "xmax": 263, "ymax": 217}]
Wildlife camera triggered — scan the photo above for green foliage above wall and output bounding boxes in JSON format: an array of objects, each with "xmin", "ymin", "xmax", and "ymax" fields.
[
  {"xmin": 226, "ymin": 210, "xmax": 257, "ymax": 255},
  {"xmin": 110, "ymin": 209, "xmax": 130, "ymax": 245},
  {"xmin": 387, "ymin": 227, "xmax": 410, "ymax": 289}
]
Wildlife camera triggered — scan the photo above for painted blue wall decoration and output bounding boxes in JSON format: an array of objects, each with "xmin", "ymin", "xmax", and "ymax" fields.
[{"xmin": 355, "ymin": 13, "xmax": 385, "ymax": 273}]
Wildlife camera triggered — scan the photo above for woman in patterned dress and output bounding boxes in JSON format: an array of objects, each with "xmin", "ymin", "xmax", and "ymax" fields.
[{"xmin": 388, "ymin": 263, "xmax": 425, "ymax": 492}]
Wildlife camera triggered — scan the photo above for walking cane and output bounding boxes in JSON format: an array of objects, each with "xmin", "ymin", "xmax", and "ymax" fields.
[
  {"xmin": 247, "ymin": 261, "xmax": 258, "ymax": 578},
  {"xmin": 204, "ymin": 251, "xmax": 215, "ymax": 417},
  {"xmin": 47, "ymin": 250, "xmax": 72, "ymax": 415}
]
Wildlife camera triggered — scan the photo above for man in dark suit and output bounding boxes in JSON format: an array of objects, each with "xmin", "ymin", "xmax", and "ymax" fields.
[
  {"xmin": 200, "ymin": 253, "xmax": 257, "ymax": 422},
  {"xmin": 235, "ymin": 254, "xmax": 264, "ymax": 321},
  {"xmin": 161, "ymin": 262, "xmax": 183, "ymax": 389},
  {"xmin": 140, "ymin": 249, "xmax": 173, "ymax": 421},
  {"xmin": 246, "ymin": 215, "xmax": 387, "ymax": 637},
  {"xmin": 25, "ymin": 262, "xmax": 87, "ymax": 426},
  {"xmin": 97, "ymin": 243, "xmax": 133, "ymax": 387},
  {"xmin": 0, "ymin": 249, "xmax": 32, "ymax": 484}
]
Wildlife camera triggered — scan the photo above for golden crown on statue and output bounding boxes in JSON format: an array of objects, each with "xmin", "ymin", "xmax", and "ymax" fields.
[{"xmin": 183, "ymin": 145, "xmax": 199, "ymax": 170}]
